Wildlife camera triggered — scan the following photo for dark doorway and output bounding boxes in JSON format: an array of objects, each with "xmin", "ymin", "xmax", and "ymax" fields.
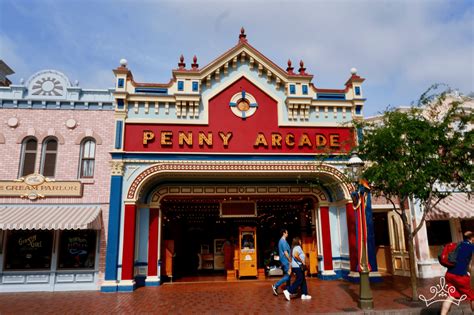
[{"xmin": 160, "ymin": 196, "xmax": 314, "ymax": 281}]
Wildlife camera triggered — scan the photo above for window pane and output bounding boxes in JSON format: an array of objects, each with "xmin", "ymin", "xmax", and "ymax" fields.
[
  {"xmin": 82, "ymin": 160, "xmax": 94, "ymax": 177},
  {"xmin": 83, "ymin": 141, "xmax": 91, "ymax": 157},
  {"xmin": 4, "ymin": 230, "xmax": 53, "ymax": 270},
  {"xmin": 373, "ymin": 212, "xmax": 390, "ymax": 246},
  {"xmin": 88, "ymin": 141, "xmax": 95, "ymax": 158},
  {"xmin": 58, "ymin": 230, "xmax": 97, "ymax": 269},
  {"xmin": 46, "ymin": 140, "xmax": 58, "ymax": 151},
  {"xmin": 426, "ymin": 220, "xmax": 451, "ymax": 245},
  {"xmin": 43, "ymin": 153, "xmax": 57, "ymax": 177},
  {"xmin": 22, "ymin": 152, "xmax": 36, "ymax": 176},
  {"xmin": 25, "ymin": 139, "xmax": 37, "ymax": 151},
  {"xmin": 83, "ymin": 140, "xmax": 95, "ymax": 159}
]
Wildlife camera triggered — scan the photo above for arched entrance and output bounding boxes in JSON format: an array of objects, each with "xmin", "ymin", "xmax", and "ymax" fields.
[{"xmin": 118, "ymin": 161, "xmax": 358, "ymax": 286}]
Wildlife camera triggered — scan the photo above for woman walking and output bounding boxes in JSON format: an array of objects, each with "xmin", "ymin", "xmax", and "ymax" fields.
[{"xmin": 283, "ymin": 237, "xmax": 312, "ymax": 300}]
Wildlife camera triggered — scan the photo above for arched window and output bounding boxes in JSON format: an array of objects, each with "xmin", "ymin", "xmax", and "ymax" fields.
[
  {"xmin": 40, "ymin": 138, "xmax": 58, "ymax": 177},
  {"xmin": 79, "ymin": 139, "xmax": 96, "ymax": 178},
  {"xmin": 19, "ymin": 137, "xmax": 38, "ymax": 177}
]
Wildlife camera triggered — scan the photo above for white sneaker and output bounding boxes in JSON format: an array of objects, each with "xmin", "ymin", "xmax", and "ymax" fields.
[
  {"xmin": 283, "ymin": 289, "xmax": 291, "ymax": 301},
  {"xmin": 301, "ymin": 294, "xmax": 312, "ymax": 300}
]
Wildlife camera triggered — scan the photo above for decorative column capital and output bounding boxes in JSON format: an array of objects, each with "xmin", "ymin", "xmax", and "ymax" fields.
[{"xmin": 110, "ymin": 160, "xmax": 125, "ymax": 176}]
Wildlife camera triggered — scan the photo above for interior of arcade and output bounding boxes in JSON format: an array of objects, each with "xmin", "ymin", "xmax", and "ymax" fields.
[{"xmin": 160, "ymin": 196, "xmax": 315, "ymax": 282}]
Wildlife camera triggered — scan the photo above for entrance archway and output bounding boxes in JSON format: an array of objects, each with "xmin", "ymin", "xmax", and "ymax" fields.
[{"xmin": 119, "ymin": 161, "xmax": 356, "ymax": 285}]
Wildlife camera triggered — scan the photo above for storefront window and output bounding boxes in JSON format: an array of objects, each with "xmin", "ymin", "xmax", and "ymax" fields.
[
  {"xmin": 4, "ymin": 230, "xmax": 54, "ymax": 270},
  {"xmin": 57, "ymin": 230, "xmax": 97, "ymax": 269},
  {"xmin": 426, "ymin": 220, "xmax": 452, "ymax": 245}
]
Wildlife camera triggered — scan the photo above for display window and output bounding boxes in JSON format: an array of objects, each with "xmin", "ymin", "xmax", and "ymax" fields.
[
  {"xmin": 4, "ymin": 230, "xmax": 54, "ymax": 270},
  {"xmin": 57, "ymin": 230, "xmax": 97, "ymax": 269}
]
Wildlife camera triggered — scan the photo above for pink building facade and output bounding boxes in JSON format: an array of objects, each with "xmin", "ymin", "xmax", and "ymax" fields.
[{"xmin": 0, "ymin": 70, "xmax": 115, "ymax": 292}]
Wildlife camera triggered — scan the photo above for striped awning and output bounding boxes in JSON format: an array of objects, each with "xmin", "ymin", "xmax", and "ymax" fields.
[
  {"xmin": 0, "ymin": 205, "xmax": 102, "ymax": 230},
  {"xmin": 426, "ymin": 193, "xmax": 474, "ymax": 221}
]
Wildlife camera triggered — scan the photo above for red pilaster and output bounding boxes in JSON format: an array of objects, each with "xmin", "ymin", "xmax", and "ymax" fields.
[
  {"xmin": 320, "ymin": 206, "xmax": 333, "ymax": 271},
  {"xmin": 346, "ymin": 202, "xmax": 358, "ymax": 272},
  {"xmin": 147, "ymin": 208, "xmax": 159, "ymax": 277},
  {"xmin": 121, "ymin": 204, "xmax": 137, "ymax": 280}
]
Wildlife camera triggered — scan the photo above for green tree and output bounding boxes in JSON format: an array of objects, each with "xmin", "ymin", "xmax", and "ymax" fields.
[{"xmin": 355, "ymin": 87, "xmax": 473, "ymax": 301}]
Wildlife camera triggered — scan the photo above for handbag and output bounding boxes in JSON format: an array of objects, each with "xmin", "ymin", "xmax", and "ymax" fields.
[{"xmin": 298, "ymin": 261, "xmax": 307, "ymax": 272}]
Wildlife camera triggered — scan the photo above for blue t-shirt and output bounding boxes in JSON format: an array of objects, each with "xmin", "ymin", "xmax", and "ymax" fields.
[
  {"xmin": 278, "ymin": 237, "xmax": 291, "ymax": 266},
  {"xmin": 448, "ymin": 241, "xmax": 474, "ymax": 276}
]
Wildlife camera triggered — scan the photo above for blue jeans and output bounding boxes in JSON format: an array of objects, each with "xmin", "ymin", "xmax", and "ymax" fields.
[
  {"xmin": 274, "ymin": 264, "xmax": 291, "ymax": 289},
  {"xmin": 288, "ymin": 267, "xmax": 308, "ymax": 295}
]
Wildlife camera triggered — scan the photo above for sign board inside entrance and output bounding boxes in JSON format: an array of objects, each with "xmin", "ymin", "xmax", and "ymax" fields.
[{"xmin": 220, "ymin": 201, "xmax": 257, "ymax": 218}]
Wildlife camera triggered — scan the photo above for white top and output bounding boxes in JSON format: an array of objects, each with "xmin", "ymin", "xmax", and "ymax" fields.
[{"xmin": 291, "ymin": 245, "xmax": 306, "ymax": 268}]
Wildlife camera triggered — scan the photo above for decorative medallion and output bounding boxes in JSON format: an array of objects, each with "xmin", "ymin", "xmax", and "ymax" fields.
[
  {"xmin": 26, "ymin": 70, "xmax": 70, "ymax": 99},
  {"xmin": 229, "ymin": 90, "xmax": 258, "ymax": 119},
  {"xmin": 31, "ymin": 76, "xmax": 64, "ymax": 96}
]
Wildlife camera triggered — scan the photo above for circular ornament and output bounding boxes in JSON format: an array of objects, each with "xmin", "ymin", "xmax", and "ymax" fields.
[
  {"xmin": 24, "ymin": 174, "xmax": 46, "ymax": 186},
  {"xmin": 229, "ymin": 90, "xmax": 258, "ymax": 119},
  {"xmin": 7, "ymin": 117, "xmax": 19, "ymax": 128},
  {"xmin": 65, "ymin": 118, "xmax": 77, "ymax": 129}
]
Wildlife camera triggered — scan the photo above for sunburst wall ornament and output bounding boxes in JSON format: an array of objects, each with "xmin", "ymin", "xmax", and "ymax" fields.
[
  {"xmin": 229, "ymin": 90, "xmax": 258, "ymax": 119},
  {"xmin": 31, "ymin": 76, "xmax": 64, "ymax": 96}
]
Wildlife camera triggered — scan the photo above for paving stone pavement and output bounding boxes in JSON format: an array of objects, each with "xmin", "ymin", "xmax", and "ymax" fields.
[{"xmin": 0, "ymin": 276, "xmax": 471, "ymax": 314}]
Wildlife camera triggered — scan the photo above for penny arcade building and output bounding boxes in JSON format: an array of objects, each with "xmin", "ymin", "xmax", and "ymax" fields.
[{"xmin": 102, "ymin": 29, "xmax": 380, "ymax": 292}]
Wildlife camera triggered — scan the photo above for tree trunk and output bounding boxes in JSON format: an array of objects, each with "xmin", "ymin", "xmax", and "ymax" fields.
[
  {"xmin": 400, "ymin": 204, "xmax": 419, "ymax": 301},
  {"xmin": 407, "ymin": 233, "xmax": 419, "ymax": 301}
]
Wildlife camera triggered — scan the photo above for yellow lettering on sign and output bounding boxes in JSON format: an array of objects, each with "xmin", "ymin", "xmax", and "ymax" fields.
[
  {"xmin": 298, "ymin": 133, "xmax": 312, "ymax": 148},
  {"xmin": 271, "ymin": 133, "xmax": 282, "ymax": 147},
  {"xmin": 254, "ymin": 133, "xmax": 268, "ymax": 147},
  {"xmin": 329, "ymin": 134, "xmax": 340, "ymax": 147},
  {"xmin": 143, "ymin": 131, "xmax": 155, "ymax": 145},
  {"xmin": 219, "ymin": 132, "xmax": 232, "ymax": 147},
  {"xmin": 199, "ymin": 132, "xmax": 213, "ymax": 147},
  {"xmin": 178, "ymin": 131, "xmax": 193, "ymax": 147},
  {"xmin": 285, "ymin": 134, "xmax": 295, "ymax": 147},
  {"xmin": 315, "ymin": 134, "xmax": 327, "ymax": 148},
  {"xmin": 161, "ymin": 131, "xmax": 173, "ymax": 145}
]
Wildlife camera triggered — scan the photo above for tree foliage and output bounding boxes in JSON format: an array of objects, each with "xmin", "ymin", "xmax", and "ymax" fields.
[
  {"xmin": 354, "ymin": 86, "xmax": 473, "ymax": 300},
  {"xmin": 357, "ymin": 90, "xmax": 473, "ymax": 206}
]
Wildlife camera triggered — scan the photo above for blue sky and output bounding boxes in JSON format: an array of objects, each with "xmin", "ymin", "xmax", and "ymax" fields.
[{"xmin": 1, "ymin": 0, "xmax": 473, "ymax": 116}]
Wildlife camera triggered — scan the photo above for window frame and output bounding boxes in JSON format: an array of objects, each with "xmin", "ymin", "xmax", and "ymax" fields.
[
  {"xmin": 289, "ymin": 84, "xmax": 296, "ymax": 95},
  {"xmin": 39, "ymin": 137, "xmax": 58, "ymax": 178},
  {"xmin": 18, "ymin": 137, "xmax": 38, "ymax": 178},
  {"xmin": 57, "ymin": 230, "xmax": 98, "ymax": 270},
  {"xmin": 79, "ymin": 138, "xmax": 96, "ymax": 178},
  {"xmin": 4, "ymin": 230, "xmax": 54, "ymax": 271},
  {"xmin": 302, "ymin": 85, "xmax": 308, "ymax": 95}
]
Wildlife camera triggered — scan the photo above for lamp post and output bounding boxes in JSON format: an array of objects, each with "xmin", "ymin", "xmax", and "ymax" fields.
[{"xmin": 347, "ymin": 152, "xmax": 374, "ymax": 310}]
